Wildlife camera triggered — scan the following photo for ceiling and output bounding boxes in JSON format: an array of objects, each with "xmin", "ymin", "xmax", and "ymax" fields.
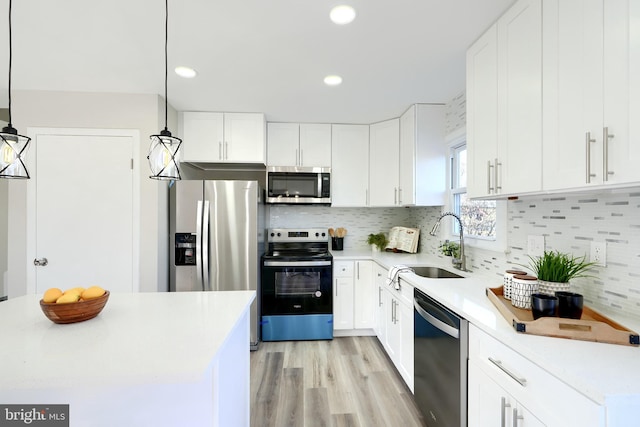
[{"xmin": 0, "ymin": 0, "xmax": 514, "ymax": 125}]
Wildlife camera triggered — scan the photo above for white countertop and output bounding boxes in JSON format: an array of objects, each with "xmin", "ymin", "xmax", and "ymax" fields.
[
  {"xmin": 0, "ymin": 290, "xmax": 256, "ymax": 391},
  {"xmin": 335, "ymin": 250, "xmax": 640, "ymax": 407}
]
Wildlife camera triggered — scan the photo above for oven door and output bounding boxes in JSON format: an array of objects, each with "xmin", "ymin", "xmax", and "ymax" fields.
[{"xmin": 261, "ymin": 260, "xmax": 332, "ymax": 315}]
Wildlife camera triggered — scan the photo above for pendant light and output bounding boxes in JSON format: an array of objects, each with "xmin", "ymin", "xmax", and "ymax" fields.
[
  {"xmin": 147, "ymin": 0, "xmax": 182, "ymax": 180},
  {"xmin": 0, "ymin": 0, "xmax": 31, "ymax": 179}
]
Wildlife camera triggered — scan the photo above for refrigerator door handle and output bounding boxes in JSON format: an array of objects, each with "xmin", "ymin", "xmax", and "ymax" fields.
[
  {"xmin": 202, "ymin": 200, "xmax": 211, "ymax": 291},
  {"xmin": 196, "ymin": 200, "xmax": 204, "ymax": 289}
]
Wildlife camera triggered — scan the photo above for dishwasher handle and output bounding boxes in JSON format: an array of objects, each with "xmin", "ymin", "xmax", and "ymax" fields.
[{"xmin": 414, "ymin": 298, "xmax": 459, "ymax": 339}]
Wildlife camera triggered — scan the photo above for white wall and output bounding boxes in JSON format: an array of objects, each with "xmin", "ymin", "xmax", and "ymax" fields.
[
  {"xmin": 0, "ymin": 180, "xmax": 7, "ymax": 298},
  {"xmin": 7, "ymin": 90, "xmax": 173, "ymax": 296}
]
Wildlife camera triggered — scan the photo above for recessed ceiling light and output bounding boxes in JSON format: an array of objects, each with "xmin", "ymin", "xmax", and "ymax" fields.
[
  {"xmin": 330, "ymin": 5, "xmax": 356, "ymax": 25},
  {"xmin": 324, "ymin": 75, "xmax": 343, "ymax": 86},
  {"xmin": 175, "ymin": 66, "xmax": 197, "ymax": 78}
]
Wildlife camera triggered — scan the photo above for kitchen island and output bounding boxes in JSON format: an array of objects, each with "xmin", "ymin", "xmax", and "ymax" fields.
[{"xmin": 0, "ymin": 290, "xmax": 255, "ymax": 427}]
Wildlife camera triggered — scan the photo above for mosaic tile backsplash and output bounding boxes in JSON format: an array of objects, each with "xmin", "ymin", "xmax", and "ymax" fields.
[{"xmin": 270, "ymin": 189, "xmax": 640, "ymax": 319}]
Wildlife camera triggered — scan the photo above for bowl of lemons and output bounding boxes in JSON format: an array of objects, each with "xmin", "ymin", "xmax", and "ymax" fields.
[{"xmin": 39, "ymin": 286, "xmax": 109, "ymax": 324}]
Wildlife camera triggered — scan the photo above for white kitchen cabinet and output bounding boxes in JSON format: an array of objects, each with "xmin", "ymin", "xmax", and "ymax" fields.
[
  {"xmin": 467, "ymin": 0, "xmax": 543, "ymax": 198},
  {"xmin": 331, "ymin": 124, "xmax": 369, "ymax": 207},
  {"xmin": 333, "ymin": 260, "xmax": 374, "ymax": 333},
  {"xmin": 542, "ymin": 0, "xmax": 640, "ymax": 191},
  {"xmin": 267, "ymin": 123, "xmax": 331, "ymax": 167},
  {"xmin": 377, "ymin": 272, "xmax": 414, "ymax": 392},
  {"xmin": 369, "ymin": 119, "xmax": 400, "ymax": 207},
  {"xmin": 469, "ymin": 360, "xmax": 544, "ymax": 427},
  {"xmin": 353, "ymin": 260, "xmax": 374, "ymax": 329},
  {"xmin": 399, "ymin": 104, "xmax": 447, "ymax": 206},
  {"xmin": 180, "ymin": 112, "xmax": 265, "ymax": 163},
  {"xmin": 468, "ymin": 324, "xmax": 604, "ymax": 427},
  {"xmin": 333, "ymin": 261, "xmax": 355, "ymax": 331}
]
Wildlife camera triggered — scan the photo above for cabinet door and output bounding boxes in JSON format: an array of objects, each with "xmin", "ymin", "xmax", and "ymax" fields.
[
  {"xmin": 267, "ymin": 123, "xmax": 299, "ymax": 166},
  {"xmin": 397, "ymin": 299, "xmax": 414, "ymax": 392},
  {"xmin": 180, "ymin": 112, "xmax": 224, "ymax": 162},
  {"xmin": 299, "ymin": 124, "xmax": 331, "ymax": 167},
  {"xmin": 385, "ymin": 294, "xmax": 401, "ymax": 363},
  {"xmin": 467, "ymin": 24, "xmax": 499, "ymax": 198},
  {"xmin": 223, "ymin": 113, "xmax": 265, "ymax": 163},
  {"xmin": 542, "ymin": 0, "xmax": 604, "ymax": 191},
  {"xmin": 354, "ymin": 261, "xmax": 374, "ymax": 329},
  {"xmin": 399, "ymin": 106, "xmax": 416, "ymax": 204},
  {"xmin": 334, "ymin": 277, "xmax": 354, "ymax": 330},
  {"xmin": 331, "ymin": 124, "xmax": 369, "ymax": 207},
  {"xmin": 497, "ymin": 0, "xmax": 543, "ymax": 195},
  {"xmin": 603, "ymin": 0, "xmax": 640, "ymax": 185},
  {"xmin": 369, "ymin": 119, "xmax": 400, "ymax": 207}
]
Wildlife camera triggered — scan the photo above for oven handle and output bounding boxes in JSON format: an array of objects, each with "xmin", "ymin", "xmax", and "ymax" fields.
[{"xmin": 263, "ymin": 260, "xmax": 333, "ymax": 267}]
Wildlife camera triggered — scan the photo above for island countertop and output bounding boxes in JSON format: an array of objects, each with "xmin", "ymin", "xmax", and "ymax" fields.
[{"xmin": 0, "ymin": 290, "xmax": 255, "ymax": 426}]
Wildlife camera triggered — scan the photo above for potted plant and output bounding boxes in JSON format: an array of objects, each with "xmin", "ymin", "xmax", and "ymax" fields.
[
  {"xmin": 438, "ymin": 240, "xmax": 460, "ymax": 258},
  {"xmin": 523, "ymin": 250, "xmax": 596, "ymax": 295},
  {"xmin": 367, "ymin": 233, "xmax": 388, "ymax": 252}
]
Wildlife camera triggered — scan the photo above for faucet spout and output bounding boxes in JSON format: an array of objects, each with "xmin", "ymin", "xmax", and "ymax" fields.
[{"xmin": 431, "ymin": 212, "xmax": 467, "ymax": 272}]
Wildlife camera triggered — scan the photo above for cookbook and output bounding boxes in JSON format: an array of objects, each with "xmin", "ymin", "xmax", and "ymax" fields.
[{"xmin": 385, "ymin": 226, "xmax": 420, "ymax": 253}]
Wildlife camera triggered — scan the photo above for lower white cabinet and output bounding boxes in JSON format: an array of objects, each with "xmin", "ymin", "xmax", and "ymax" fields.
[
  {"xmin": 468, "ymin": 325, "xmax": 604, "ymax": 427},
  {"xmin": 333, "ymin": 260, "xmax": 374, "ymax": 333},
  {"xmin": 376, "ymin": 271, "xmax": 414, "ymax": 392}
]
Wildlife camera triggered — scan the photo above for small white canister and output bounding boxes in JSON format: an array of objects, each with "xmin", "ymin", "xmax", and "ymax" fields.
[
  {"xmin": 511, "ymin": 274, "xmax": 539, "ymax": 309},
  {"xmin": 503, "ymin": 269, "xmax": 527, "ymax": 301}
]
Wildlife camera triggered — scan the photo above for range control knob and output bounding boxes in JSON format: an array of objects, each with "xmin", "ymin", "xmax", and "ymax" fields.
[
  {"xmin": 315, "ymin": 232, "xmax": 320, "ymax": 237},
  {"xmin": 270, "ymin": 232, "xmax": 275, "ymax": 237},
  {"xmin": 321, "ymin": 232, "xmax": 326, "ymax": 237},
  {"xmin": 277, "ymin": 232, "xmax": 281, "ymax": 237}
]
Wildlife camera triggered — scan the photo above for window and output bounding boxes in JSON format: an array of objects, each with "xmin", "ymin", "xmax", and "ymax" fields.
[{"xmin": 450, "ymin": 143, "xmax": 497, "ymax": 240}]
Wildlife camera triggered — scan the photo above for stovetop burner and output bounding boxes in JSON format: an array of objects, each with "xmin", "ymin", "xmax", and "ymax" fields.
[{"xmin": 264, "ymin": 228, "xmax": 332, "ymax": 261}]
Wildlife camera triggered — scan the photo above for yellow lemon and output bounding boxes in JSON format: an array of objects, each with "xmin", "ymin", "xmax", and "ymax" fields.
[
  {"xmin": 64, "ymin": 287, "xmax": 85, "ymax": 296},
  {"xmin": 56, "ymin": 293, "xmax": 81, "ymax": 304},
  {"xmin": 42, "ymin": 288, "xmax": 63, "ymax": 303},
  {"xmin": 82, "ymin": 286, "xmax": 106, "ymax": 300}
]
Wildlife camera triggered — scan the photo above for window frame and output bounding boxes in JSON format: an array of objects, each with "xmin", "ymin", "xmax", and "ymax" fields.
[{"xmin": 444, "ymin": 129, "xmax": 507, "ymax": 253}]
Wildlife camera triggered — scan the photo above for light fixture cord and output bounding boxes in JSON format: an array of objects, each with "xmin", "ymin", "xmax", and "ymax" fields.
[
  {"xmin": 164, "ymin": 0, "xmax": 168, "ymax": 132},
  {"xmin": 7, "ymin": 0, "xmax": 13, "ymax": 127}
]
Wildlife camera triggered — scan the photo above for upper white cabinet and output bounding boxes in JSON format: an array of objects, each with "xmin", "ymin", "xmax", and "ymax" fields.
[
  {"xmin": 399, "ymin": 104, "xmax": 446, "ymax": 206},
  {"xmin": 467, "ymin": 0, "xmax": 543, "ymax": 198},
  {"xmin": 179, "ymin": 112, "xmax": 265, "ymax": 163},
  {"xmin": 331, "ymin": 124, "xmax": 370, "ymax": 207},
  {"xmin": 267, "ymin": 123, "xmax": 331, "ymax": 167},
  {"xmin": 542, "ymin": 0, "xmax": 640, "ymax": 191},
  {"xmin": 369, "ymin": 119, "xmax": 400, "ymax": 207}
]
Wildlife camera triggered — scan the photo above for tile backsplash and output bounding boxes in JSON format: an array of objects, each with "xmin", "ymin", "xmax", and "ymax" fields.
[{"xmin": 270, "ymin": 189, "xmax": 640, "ymax": 319}]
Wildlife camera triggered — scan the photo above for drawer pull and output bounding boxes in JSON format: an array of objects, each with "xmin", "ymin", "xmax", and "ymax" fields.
[{"xmin": 488, "ymin": 357, "xmax": 527, "ymax": 387}]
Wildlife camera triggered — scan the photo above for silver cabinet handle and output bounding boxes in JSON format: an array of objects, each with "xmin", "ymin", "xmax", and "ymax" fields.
[
  {"xmin": 378, "ymin": 287, "xmax": 383, "ymax": 307},
  {"xmin": 33, "ymin": 258, "xmax": 48, "ymax": 267},
  {"xmin": 495, "ymin": 158, "xmax": 502, "ymax": 192},
  {"xmin": 356, "ymin": 261, "xmax": 360, "ymax": 280},
  {"xmin": 398, "ymin": 187, "xmax": 403, "ymax": 205},
  {"xmin": 295, "ymin": 148, "xmax": 299, "ymax": 166},
  {"xmin": 603, "ymin": 127, "xmax": 614, "ymax": 181},
  {"xmin": 394, "ymin": 188, "xmax": 397, "ymax": 205},
  {"xmin": 224, "ymin": 141, "xmax": 228, "ymax": 160},
  {"xmin": 487, "ymin": 160, "xmax": 494, "ymax": 193},
  {"xmin": 218, "ymin": 142, "xmax": 223, "ymax": 160},
  {"xmin": 488, "ymin": 357, "xmax": 527, "ymax": 387},
  {"xmin": 501, "ymin": 397, "xmax": 511, "ymax": 427},
  {"xmin": 335, "ymin": 279, "xmax": 338, "ymax": 297},
  {"xmin": 586, "ymin": 132, "xmax": 596, "ymax": 183},
  {"xmin": 300, "ymin": 148, "xmax": 303, "ymax": 166},
  {"xmin": 513, "ymin": 408, "xmax": 524, "ymax": 426}
]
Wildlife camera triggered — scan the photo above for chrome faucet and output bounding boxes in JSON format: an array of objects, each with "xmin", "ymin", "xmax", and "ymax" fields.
[{"xmin": 430, "ymin": 212, "xmax": 467, "ymax": 272}]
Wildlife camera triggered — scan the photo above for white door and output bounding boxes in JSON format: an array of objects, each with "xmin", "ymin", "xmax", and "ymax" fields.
[{"xmin": 29, "ymin": 130, "xmax": 137, "ymax": 294}]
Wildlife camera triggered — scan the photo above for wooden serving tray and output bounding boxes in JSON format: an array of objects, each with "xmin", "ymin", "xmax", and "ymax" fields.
[{"xmin": 486, "ymin": 286, "xmax": 640, "ymax": 347}]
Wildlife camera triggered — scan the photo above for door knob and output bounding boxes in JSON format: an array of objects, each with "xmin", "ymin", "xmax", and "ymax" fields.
[{"xmin": 34, "ymin": 258, "xmax": 49, "ymax": 266}]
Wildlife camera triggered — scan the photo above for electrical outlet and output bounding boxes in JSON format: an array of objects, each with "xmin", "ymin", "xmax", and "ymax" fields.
[
  {"xmin": 590, "ymin": 241, "xmax": 607, "ymax": 267},
  {"xmin": 527, "ymin": 235, "xmax": 545, "ymax": 257}
]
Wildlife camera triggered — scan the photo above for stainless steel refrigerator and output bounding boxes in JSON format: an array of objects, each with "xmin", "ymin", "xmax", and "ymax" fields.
[{"xmin": 169, "ymin": 180, "xmax": 265, "ymax": 350}]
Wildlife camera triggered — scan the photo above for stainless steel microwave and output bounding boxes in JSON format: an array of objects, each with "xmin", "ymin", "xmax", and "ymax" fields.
[{"xmin": 266, "ymin": 166, "xmax": 331, "ymax": 204}]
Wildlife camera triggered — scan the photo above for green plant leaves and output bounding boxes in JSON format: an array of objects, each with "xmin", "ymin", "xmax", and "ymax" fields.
[{"xmin": 523, "ymin": 250, "xmax": 596, "ymax": 282}]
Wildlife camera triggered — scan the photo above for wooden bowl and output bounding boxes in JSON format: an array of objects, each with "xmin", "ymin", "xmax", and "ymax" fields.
[{"xmin": 40, "ymin": 291, "xmax": 110, "ymax": 324}]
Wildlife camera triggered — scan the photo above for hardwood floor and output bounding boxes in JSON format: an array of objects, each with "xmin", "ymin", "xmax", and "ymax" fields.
[{"xmin": 250, "ymin": 336, "xmax": 428, "ymax": 427}]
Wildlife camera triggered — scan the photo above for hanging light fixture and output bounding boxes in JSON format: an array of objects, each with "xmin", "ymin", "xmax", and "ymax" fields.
[
  {"xmin": 0, "ymin": 0, "xmax": 31, "ymax": 179},
  {"xmin": 147, "ymin": 0, "xmax": 182, "ymax": 180}
]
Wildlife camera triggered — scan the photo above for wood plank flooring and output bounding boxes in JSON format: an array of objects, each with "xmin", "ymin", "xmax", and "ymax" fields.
[{"xmin": 250, "ymin": 336, "xmax": 428, "ymax": 427}]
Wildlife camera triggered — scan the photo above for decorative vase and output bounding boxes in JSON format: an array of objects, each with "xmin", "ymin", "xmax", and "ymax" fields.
[
  {"xmin": 511, "ymin": 275, "xmax": 539, "ymax": 309},
  {"xmin": 537, "ymin": 280, "xmax": 570, "ymax": 296}
]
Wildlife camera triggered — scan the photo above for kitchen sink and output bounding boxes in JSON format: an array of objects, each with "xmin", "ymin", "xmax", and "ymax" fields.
[{"xmin": 411, "ymin": 266, "xmax": 464, "ymax": 279}]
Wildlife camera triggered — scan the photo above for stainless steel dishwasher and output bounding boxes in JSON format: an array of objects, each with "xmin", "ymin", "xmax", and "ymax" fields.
[{"xmin": 414, "ymin": 287, "xmax": 468, "ymax": 427}]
